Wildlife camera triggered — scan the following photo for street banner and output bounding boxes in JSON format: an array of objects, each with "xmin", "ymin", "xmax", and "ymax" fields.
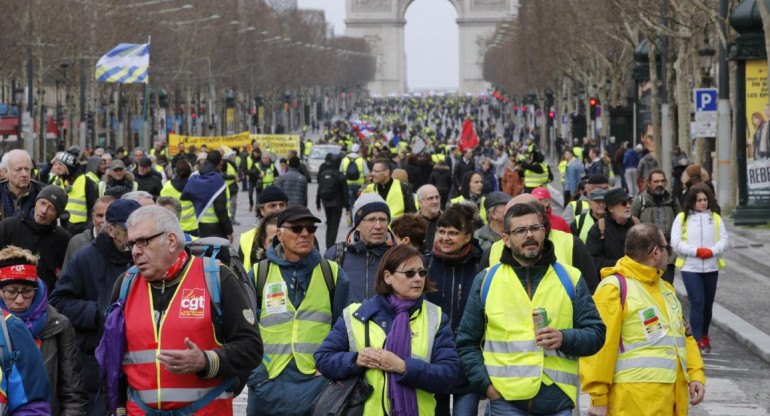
[
  {"xmin": 250, "ymin": 134, "xmax": 300, "ymax": 156},
  {"xmin": 169, "ymin": 131, "xmax": 250, "ymax": 155},
  {"xmin": 745, "ymin": 59, "xmax": 770, "ymax": 202}
]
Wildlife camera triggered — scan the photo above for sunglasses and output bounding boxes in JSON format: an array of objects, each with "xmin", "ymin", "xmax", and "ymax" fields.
[
  {"xmin": 283, "ymin": 224, "xmax": 318, "ymax": 234},
  {"xmin": 393, "ymin": 269, "xmax": 429, "ymax": 278}
]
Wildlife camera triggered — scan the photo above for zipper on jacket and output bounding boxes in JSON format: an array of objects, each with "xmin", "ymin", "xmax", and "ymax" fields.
[
  {"xmin": 526, "ymin": 268, "xmax": 533, "ymax": 299},
  {"xmin": 366, "ymin": 251, "xmax": 370, "ymax": 298},
  {"xmin": 449, "ymin": 267, "xmax": 456, "ymax": 326}
]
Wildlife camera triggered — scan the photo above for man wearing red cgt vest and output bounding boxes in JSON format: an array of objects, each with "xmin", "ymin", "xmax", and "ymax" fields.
[{"xmin": 104, "ymin": 206, "xmax": 262, "ymax": 415}]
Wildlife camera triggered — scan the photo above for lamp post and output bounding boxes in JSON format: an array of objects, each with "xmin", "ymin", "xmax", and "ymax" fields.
[{"xmin": 698, "ymin": 37, "xmax": 716, "ymax": 173}]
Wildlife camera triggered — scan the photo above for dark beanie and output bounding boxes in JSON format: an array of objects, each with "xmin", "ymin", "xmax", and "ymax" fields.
[
  {"xmin": 258, "ymin": 185, "xmax": 289, "ymax": 205},
  {"xmin": 289, "ymin": 156, "xmax": 300, "ymax": 168},
  {"xmin": 36, "ymin": 185, "xmax": 68, "ymax": 217}
]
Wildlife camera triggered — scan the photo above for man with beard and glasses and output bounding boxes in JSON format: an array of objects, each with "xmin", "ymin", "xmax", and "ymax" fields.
[
  {"xmin": 630, "ymin": 169, "xmax": 681, "ymax": 284},
  {"xmin": 586, "ymin": 188, "xmax": 640, "ymax": 274},
  {"xmin": 456, "ymin": 202, "xmax": 605, "ymax": 416}
]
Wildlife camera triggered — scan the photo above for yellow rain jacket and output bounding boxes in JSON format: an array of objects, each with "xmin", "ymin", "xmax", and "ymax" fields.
[{"xmin": 579, "ymin": 256, "xmax": 705, "ymax": 416}]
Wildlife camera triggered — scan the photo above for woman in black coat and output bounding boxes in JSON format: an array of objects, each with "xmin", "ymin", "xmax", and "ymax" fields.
[{"xmin": 428, "ymin": 160, "xmax": 452, "ymax": 209}]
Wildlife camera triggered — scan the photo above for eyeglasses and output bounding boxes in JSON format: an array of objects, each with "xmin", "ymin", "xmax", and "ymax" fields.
[
  {"xmin": 656, "ymin": 244, "xmax": 672, "ymax": 255},
  {"xmin": 507, "ymin": 224, "xmax": 545, "ymax": 239},
  {"xmin": 371, "ymin": 169, "xmax": 387, "ymax": 174},
  {"xmin": 122, "ymin": 231, "xmax": 165, "ymax": 252},
  {"xmin": 361, "ymin": 217, "xmax": 388, "ymax": 225},
  {"xmin": 283, "ymin": 224, "xmax": 318, "ymax": 234},
  {"xmin": 393, "ymin": 269, "xmax": 429, "ymax": 278},
  {"xmin": 1, "ymin": 288, "xmax": 37, "ymax": 300},
  {"xmin": 614, "ymin": 200, "xmax": 631, "ymax": 207}
]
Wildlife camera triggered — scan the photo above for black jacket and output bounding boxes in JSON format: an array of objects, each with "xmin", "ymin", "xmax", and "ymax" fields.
[
  {"xmin": 585, "ymin": 213, "xmax": 637, "ymax": 271},
  {"xmin": 315, "ymin": 163, "xmax": 349, "ymax": 209},
  {"xmin": 0, "ymin": 179, "xmax": 46, "ymax": 221},
  {"xmin": 135, "ymin": 171, "xmax": 163, "ymax": 197},
  {"xmin": 429, "ymin": 164, "xmax": 452, "ymax": 194},
  {"xmin": 0, "ymin": 216, "xmax": 71, "ymax": 290}
]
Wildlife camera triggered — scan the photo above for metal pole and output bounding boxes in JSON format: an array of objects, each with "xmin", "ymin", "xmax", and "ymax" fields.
[
  {"xmin": 660, "ymin": 0, "xmax": 671, "ymax": 179},
  {"xmin": 717, "ymin": 0, "xmax": 731, "ymax": 208}
]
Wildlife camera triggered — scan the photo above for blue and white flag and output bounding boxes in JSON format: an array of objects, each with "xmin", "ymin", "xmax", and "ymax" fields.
[{"xmin": 95, "ymin": 43, "xmax": 150, "ymax": 84}]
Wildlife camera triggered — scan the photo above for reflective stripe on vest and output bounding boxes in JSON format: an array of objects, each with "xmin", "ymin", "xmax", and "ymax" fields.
[
  {"xmin": 239, "ymin": 228, "xmax": 258, "ymax": 271},
  {"xmin": 66, "ymin": 175, "xmax": 90, "ymax": 224},
  {"xmin": 597, "ymin": 275, "xmax": 688, "ymax": 384},
  {"xmin": 482, "ymin": 263, "xmax": 580, "ymax": 403},
  {"xmin": 524, "ymin": 163, "xmax": 549, "ymax": 188},
  {"xmin": 341, "ymin": 157, "xmax": 365, "ymax": 185},
  {"xmin": 122, "ymin": 258, "xmax": 232, "ymax": 415},
  {"xmin": 254, "ymin": 261, "xmax": 338, "ymax": 378},
  {"xmin": 488, "ymin": 230, "xmax": 573, "ymax": 267},
  {"xmin": 363, "ymin": 178, "xmax": 406, "ymax": 218},
  {"xmin": 342, "ymin": 301, "xmax": 440, "ymax": 415},
  {"xmin": 674, "ymin": 212, "xmax": 725, "ymax": 269},
  {"xmin": 449, "ymin": 195, "xmax": 487, "ymax": 223},
  {"xmin": 160, "ymin": 181, "xmax": 198, "ymax": 233},
  {"xmin": 200, "ymin": 186, "xmax": 230, "ymax": 224}
]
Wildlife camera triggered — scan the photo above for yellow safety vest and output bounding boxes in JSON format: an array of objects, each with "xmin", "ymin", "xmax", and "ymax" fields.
[
  {"xmin": 431, "ymin": 154, "xmax": 446, "ymax": 164},
  {"xmin": 363, "ymin": 179, "xmax": 406, "ymax": 218},
  {"xmin": 199, "ymin": 186, "xmax": 230, "ymax": 224},
  {"xmin": 597, "ymin": 275, "xmax": 689, "ymax": 384},
  {"xmin": 86, "ymin": 171, "xmax": 100, "ymax": 184},
  {"xmin": 224, "ymin": 163, "xmax": 238, "ymax": 188},
  {"xmin": 524, "ymin": 163, "xmax": 549, "ymax": 188},
  {"xmin": 343, "ymin": 300, "xmax": 441, "ymax": 416},
  {"xmin": 66, "ymin": 175, "xmax": 90, "ymax": 224},
  {"xmin": 160, "ymin": 181, "xmax": 198, "ymax": 233},
  {"xmin": 305, "ymin": 141, "xmax": 313, "ymax": 157},
  {"xmin": 558, "ymin": 160, "xmax": 567, "ymax": 184},
  {"xmin": 489, "ymin": 229, "xmax": 573, "ymax": 266},
  {"xmin": 239, "ymin": 228, "xmax": 258, "ymax": 272},
  {"xmin": 572, "ymin": 147, "xmax": 583, "ymax": 160},
  {"xmin": 254, "ymin": 261, "xmax": 338, "ymax": 378},
  {"xmin": 481, "ymin": 263, "xmax": 580, "ymax": 403},
  {"xmin": 341, "ymin": 157, "xmax": 365, "ymax": 185},
  {"xmin": 673, "ymin": 212, "xmax": 725, "ymax": 269},
  {"xmin": 259, "ymin": 163, "xmax": 276, "ymax": 187},
  {"xmin": 153, "ymin": 165, "xmax": 164, "ymax": 175},
  {"xmin": 567, "ymin": 200, "xmax": 590, "ymax": 219},
  {"xmin": 449, "ymin": 195, "xmax": 487, "ymax": 223},
  {"xmin": 575, "ymin": 212, "xmax": 596, "ymax": 243},
  {"xmin": 98, "ymin": 180, "xmax": 138, "ymax": 197}
]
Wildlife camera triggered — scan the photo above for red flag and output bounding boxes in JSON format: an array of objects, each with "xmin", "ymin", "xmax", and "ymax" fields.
[{"xmin": 459, "ymin": 118, "xmax": 479, "ymax": 151}]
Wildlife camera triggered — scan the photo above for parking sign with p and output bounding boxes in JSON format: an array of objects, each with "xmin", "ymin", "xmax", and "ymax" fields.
[{"xmin": 694, "ymin": 88, "xmax": 718, "ymax": 113}]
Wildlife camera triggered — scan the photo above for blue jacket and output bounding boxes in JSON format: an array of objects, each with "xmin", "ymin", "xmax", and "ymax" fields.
[
  {"xmin": 564, "ymin": 159, "xmax": 584, "ymax": 194},
  {"xmin": 246, "ymin": 244, "xmax": 351, "ymax": 416},
  {"xmin": 424, "ymin": 243, "xmax": 483, "ymax": 334},
  {"xmin": 3, "ymin": 313, "xmax": 52, "ymax": 415},
  {"xmin": 314, "ymin": 295, "xmax": 459, "ymax": 395},
  {"xmin": 324, "ymin": 231, "xmax": 391, "ymax": 303},
  {"xmin": 623, "ymin": 149, "xmax": 642, "ymax": 169}
]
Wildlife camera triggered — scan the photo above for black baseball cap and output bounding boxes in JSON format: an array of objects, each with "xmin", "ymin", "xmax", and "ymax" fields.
[{"xmin": 276, "ymin": 205, "xmax": 321, "ymax": 228}]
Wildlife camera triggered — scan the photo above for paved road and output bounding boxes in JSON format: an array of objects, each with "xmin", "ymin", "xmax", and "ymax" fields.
[{"xmin": 227, "ymin": 164, "xmax": 770, "ymax": 415}]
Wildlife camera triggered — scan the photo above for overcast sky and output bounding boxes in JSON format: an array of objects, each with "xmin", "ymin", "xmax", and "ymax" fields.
[{"xmin": 297, "ymin": 0, "xmax": 460, "ymax": 91}]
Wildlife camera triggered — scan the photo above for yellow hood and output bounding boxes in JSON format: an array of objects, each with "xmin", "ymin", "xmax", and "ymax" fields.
[{"xmin": 600, "ymin": 255, "xmax": 664, "ymax": 286}]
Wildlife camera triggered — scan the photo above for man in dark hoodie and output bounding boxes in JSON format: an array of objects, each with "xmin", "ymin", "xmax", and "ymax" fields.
[
  {"xmin": 323, "ymin": 192, "xmax": 391, "ymax": 302},
  {"xmin": 50, "ymin": 199, "xmax": 140, "ymax": 416},
  {"xmin": 160, "ymin": 159, "xmax": 198, "ymax": 236},
  {"xmin": 0, "ymin": 185, "xmax": 72, "ymax": 289},
  {"xmin": 182, "ymin": 150, "xmax": 233, "ymax": 241}
]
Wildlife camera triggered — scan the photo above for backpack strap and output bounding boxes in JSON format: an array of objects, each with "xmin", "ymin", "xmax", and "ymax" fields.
[
  {"xmin": 202, "ymin": 257, "xmax": 223, "ymax": 325},
  {"xmin": 319, "ymin": 257, "xmax": 336, "ymax": 304},
  {"xmin": 119, "ymin": 266, "xmax": 141, "ymax": 301},
  {"xmin": 615, "ymin": 273, "xmax": 628, "ymax": 353},
  {"xmin": 480, "ymin": 263, "xmax": 503, "ymax": 306},
  {"xmin": 552, "ymin": 262, "xmax": 575, "ymax": 301},
  {"xmin": 0, "ymin": 312, "xmax": 19, "ymax": 379},
  {"xmin": 256, "ymin": 259, "xmax": 270, "ymax": 312}
]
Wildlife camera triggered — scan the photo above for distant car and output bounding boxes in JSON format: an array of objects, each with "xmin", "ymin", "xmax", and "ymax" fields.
[{"xmin": 307, "ymin": 144, "xmax": 343, "ymax": 177}]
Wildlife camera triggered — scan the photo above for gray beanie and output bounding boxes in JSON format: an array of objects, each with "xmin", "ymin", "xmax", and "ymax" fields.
[
  {"xmin": 352, "ymin": 192, "xmax": 390, "ymax": 227},
  {"xmin": 36, "ymin": 185, "xmax": 69, "ymax": 217}
]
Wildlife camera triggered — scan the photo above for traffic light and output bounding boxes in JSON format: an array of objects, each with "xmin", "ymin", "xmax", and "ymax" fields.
[
  {"xmin": 589, "ymin": 98, "xmax": 597, "ymax": 120},
  {"xmin": 513, "ymin": 105, "xmax": 519, "ymax": 112},
  {"xmin": 521, "ymin": 106, "xmax": 527, "ymax": 113},
  {"xmin": 548, "ymin": 111, "xmax": 555, "ymax": 119}
]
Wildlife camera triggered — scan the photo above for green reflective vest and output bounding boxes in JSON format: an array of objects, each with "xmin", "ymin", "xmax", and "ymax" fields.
[
  {"xmin": 254, "ymin": 261, "xmax": 338, "ymax": 378},
  {"xmin": 239, "ymin": 227, "xmax": 258, "ymax": 272},
  {"xmin": 343, "ymin": 300, "xmax": 441, "ymax": 415},
  {"xmin": 481, "ymin": 263, "xmax": 580, "ymax": 403},
  {"xmin": 524, "ymin": 163, "xmax": 549, "ymax": 188},
  {"xmin": 65, "ymin": 175, "xmax": 90, "ymax": 224},
  {"xmin": 160, "ymin": 181, "xmax": 198, "ymax": 233},
  {"xmin": 200, "ymin": 186, "xmax": 230, "ymax": 224},
  {"xmin": 489, "ymin": 230, "xmax": 573, "ymax": 267},
  {"xmin": 363, "ymin": 179, "xmax": 406, "ymax": 218},
  {"xmin": 341, "ymin": 157, "xmax": 365, "ymax": 185},
  {"xmin": 575, "ymin": 212, "xmax": 597, "ymax": 243},
  {"xmin": 597, "ymin": 275, "xmax": 689, "ymax": 384},
  {"xmin": 450, "ymin": 195, "xmax": 487, "ymax": 223}
]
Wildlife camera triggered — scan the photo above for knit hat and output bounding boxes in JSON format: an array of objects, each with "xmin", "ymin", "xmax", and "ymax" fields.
[
  {"xmin": 36, "ymin": 185, "xmax": 68, "ymax": 217},
  {"xmin": 353, "ymin": 192, "xmax": 390, "ymax": 227},
  {"xmin": 0, "ymin": 255, "xmax": 38, "ymax": 288},
  {"xmin": 258, "ymin": 185, "xmax": 289, "ymax": 205},
  {"xmin": 56, "ymin": 151, "xmax": 79, "ymax": 176}
]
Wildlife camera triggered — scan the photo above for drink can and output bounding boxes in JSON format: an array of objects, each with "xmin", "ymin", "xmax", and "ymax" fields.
[{"xmin": 532, "ymin": 308, "xmax": 548, "ymax": 330}]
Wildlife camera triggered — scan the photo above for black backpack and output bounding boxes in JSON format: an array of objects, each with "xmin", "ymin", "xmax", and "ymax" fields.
[
  {"xmin": 345, "ymin": 158, "xmax": 361, "ymax": 181},
  {"xmin": 319, "ymin": 170, "xmax": 341, "ymax": 202}
]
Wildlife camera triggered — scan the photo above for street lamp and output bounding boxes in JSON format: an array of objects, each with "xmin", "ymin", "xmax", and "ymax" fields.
[{"xmin": 698, "ymin": 37, "xmax": 716, "ymax": 86}]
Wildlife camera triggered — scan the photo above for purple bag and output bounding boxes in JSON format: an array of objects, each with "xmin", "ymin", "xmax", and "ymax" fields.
[{"xmin": 95, "ymin": 296, "xmax": 129, "ymax": 413}]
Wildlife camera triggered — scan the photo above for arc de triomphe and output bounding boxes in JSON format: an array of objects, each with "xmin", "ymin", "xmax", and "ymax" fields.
[{"xmin": 345, "ymin": 0, "xmax": 517, "ymax": 95}]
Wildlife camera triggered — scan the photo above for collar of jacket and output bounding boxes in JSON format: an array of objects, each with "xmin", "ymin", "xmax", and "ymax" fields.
[
  {"xmin": 21, "ymin": 215, "xmax": 58, "ymax": 233},
  {"xmin": 266, "ymin": 243, "xmax": 322, "ymax": 277},
  {"xmin": 94, "ymin": 230, "xmax": 134, "ymax": 265},
  {"xmin": 376, "ymin": 178, "xmax": 394, "ymax": 195},
  {"xmin": 600, "ymin": 255, "xmax": 663, "ymax": 285},
  {"xmin": 37, "ymin": 305, "xmax": 69, "ymax": 339},
  {"xmin": 353, "ymin": 294, "xmax": 426, "ymax": 323}
]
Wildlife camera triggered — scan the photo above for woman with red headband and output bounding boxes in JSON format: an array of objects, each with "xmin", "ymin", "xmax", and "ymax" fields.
[{"xmin": 0, "ymin": 246, "xmax": 86, "ymax": 415}]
